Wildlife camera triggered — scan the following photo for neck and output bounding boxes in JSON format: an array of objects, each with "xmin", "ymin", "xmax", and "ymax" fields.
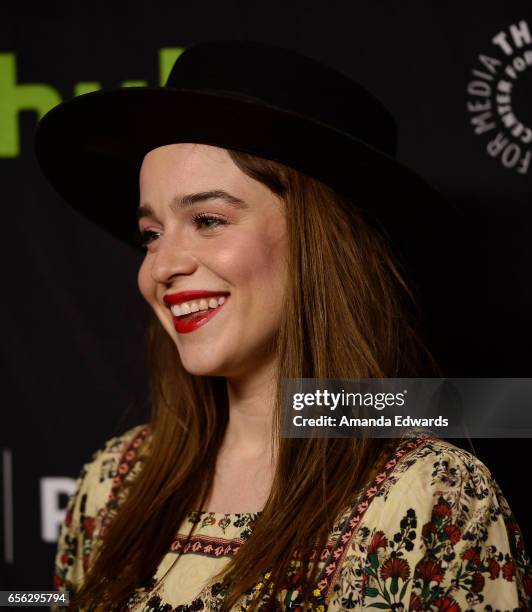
[{"xmin": 222, "ymin": 355, "xmax": 278, "ymax": 462}]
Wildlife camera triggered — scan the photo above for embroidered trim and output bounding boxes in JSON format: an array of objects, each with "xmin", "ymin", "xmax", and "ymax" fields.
[
  {"xmin": 170, "ymin": 533, "xmax": 244, "ymax": 557},
  {"xmin": 317, "ymin": 433, "xmax": 436, "ymax": 605},
  {"xmin": 95, "ymin": 425, "xmax": 436, "ymax": 609},
  {"xmin": 97, "ymin": 424, "xmax": 152, "ymax": 540}
]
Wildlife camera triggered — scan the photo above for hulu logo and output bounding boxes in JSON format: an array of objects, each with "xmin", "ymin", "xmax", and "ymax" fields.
[{"xmin": 0, "ymin": 47, "xmax": 184, "ymax": 158}]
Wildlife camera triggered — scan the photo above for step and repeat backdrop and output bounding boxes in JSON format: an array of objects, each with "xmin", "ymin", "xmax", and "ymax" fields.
[{"xmin": 2, "ymin": 0, "xmax": 532, "ymax": 589}]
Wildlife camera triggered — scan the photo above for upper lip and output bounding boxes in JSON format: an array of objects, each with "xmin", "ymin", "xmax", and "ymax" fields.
[{"xmin": 163, "ymin": 290, "xmax": 230, "ymax": 307}]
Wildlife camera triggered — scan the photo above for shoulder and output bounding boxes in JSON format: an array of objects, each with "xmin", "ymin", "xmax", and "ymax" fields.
[
  {"xmin": 326, "ymin": 435, "xmax": 532, "ymax": 611},
  {"xmin": 52, "ymin": 423, "xmax": 151, "ymax": 600},
  {"xmin": 334, "ymin": 435, "xmax": 499, "ymax": 536},
  {"xmin": 65, "ymin": 423, "xmax": 151, "ymax": 518},
  {"xmin": 376, "ymin": 436, "xmax": 497, "ymax": 513}
]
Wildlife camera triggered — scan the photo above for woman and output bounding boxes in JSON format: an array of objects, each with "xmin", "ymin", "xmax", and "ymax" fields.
[{"xmin": 35, "ymin": 41, "xmax": 531, "ymax": 610}]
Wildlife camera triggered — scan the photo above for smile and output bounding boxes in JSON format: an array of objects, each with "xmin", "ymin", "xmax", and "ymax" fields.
[
  {"xmin": 170, "ymin": 296, "xmax": 226, "ymax": 317},
  {"xmin": 163, "ymin": 292, "xmax": 229, "ymax": 334}
]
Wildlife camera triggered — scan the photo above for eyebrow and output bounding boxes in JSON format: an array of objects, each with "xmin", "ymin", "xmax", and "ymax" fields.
[{"xmin": 137, "ymin": 189, "xmax": 249, "ymax": 222}]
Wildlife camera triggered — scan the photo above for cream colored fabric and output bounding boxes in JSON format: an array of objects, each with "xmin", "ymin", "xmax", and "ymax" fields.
[{"xmin": 53, "ymin": 425, "xmax": 532, "ymax": 610}]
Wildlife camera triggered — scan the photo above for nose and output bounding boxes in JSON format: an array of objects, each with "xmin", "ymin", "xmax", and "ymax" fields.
[{"xmin": 149, "ymin": 232, "xmax": 198, "ymax": 284}]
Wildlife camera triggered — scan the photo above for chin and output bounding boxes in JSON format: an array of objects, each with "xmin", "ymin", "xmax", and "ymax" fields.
[
  {"xmin": 178, "ymin": 352, "xmax": 229, "ymax": 377},
  {"xmin": 181, "ymin": 364, "xmax": 215, "ymax": 376}
]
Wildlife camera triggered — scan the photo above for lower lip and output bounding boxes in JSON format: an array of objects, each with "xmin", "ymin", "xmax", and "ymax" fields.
[{"xmin": 172, "ymin": 299, "xmax": 228, "ymax": 334}]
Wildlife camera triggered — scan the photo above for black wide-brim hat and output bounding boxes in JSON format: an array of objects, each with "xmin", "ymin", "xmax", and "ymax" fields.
[{"xmin": 34, "ymin": 39, "xmax": 461, "ymax": 278}]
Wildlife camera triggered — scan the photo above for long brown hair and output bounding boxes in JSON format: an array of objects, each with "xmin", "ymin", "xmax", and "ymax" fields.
[{"xmin": 70, "ymin": 148, "xmax": 441, "ymax": 610}]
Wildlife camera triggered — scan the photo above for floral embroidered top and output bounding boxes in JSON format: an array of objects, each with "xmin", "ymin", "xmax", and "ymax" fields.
[{"xmin": 52, "ymin": 424, "xmax": 532, "ymax": 611}]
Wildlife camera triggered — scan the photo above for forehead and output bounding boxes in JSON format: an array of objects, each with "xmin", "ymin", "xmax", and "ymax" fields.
[
  {"xmin": 138, "ymin": 143, "xmax": 276, "ymax": 208},
  {"xmin": 140, "ymin": 143, "xmax": 234, "ymax": 187}
]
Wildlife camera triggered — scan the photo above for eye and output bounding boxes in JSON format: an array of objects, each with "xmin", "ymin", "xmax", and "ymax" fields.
[
  {"xmin": 192, "ymin": 213, "xmax": 227, "ymax": 230},
  {"xmin": 136, "ymin": 229, "xmax": 161, "ymax": 250}
]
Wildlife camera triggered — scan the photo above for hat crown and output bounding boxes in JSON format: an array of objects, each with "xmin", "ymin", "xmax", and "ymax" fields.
[
  {"xmin": 35, "ymin": 38, "xmax": 449, "ymax": 261},
  {"xmin": 165, "ymin": 40, "xmax": 397, "ymax": 157}
]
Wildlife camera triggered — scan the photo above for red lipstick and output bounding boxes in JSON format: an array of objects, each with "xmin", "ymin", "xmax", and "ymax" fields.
[
  {"xmin": 163, "ymin": 290, "xmax": 230, "ymax": 334},
  {"xmin": 163, "ymin": 290, "xmax": 230, "ymax": 306}
]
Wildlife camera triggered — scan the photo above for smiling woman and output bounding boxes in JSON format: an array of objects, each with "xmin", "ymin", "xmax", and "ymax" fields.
[
  {"xmin": 34, "ymin": 40, "xmax": 531, "ymax": 611},
  {"xmin": 136, "ymin": 144, "xmax": 289, "ymax": 380}
]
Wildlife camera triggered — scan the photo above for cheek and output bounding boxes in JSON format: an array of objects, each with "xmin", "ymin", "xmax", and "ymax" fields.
[
  {"xmin": 217, "ymin": 231, "xmax": 287, "ymax": 301},
  {"xmin": 137, "ymin": 260, "xmax": 155, "ymax": 303}
]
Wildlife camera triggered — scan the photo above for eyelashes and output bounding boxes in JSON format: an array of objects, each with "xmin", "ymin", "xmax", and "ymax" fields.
[
  {"xmin": 136, "ymin": 213, "xmax": 228, "ymax": 250},
  {"xmin": 136, "ymin": 229, "xmax": 160, "ymax": 250},
  {"xmin": 191, "ymin": 212, "xmax": 227, "ymax": 230}
]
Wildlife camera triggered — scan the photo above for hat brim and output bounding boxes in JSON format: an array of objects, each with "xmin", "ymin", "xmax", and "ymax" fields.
[{"xmin": 34, "ymin": 86, "xmax": 462, "ymax": 277}]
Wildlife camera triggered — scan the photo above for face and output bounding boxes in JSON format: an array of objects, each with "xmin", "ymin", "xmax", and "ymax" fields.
[{"xmin": 137, "ymin": 143, "xmax": 288, "ymax": 378}]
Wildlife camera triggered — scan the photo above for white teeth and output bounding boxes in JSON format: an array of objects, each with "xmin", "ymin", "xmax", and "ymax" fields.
[{"xmin": 170, "ymin": 295, "xmax": 228, "ymax": 317}]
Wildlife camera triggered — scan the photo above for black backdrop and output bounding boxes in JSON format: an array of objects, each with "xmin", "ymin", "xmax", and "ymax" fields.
[{"xmin": 2, "ymin": 0, "xmax": 532, "ymax": 590}]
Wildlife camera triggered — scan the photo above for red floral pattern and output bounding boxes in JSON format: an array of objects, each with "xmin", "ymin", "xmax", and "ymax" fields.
[
  {"xmin": 326, "ymin": 442, "xmax": 532, "ymax": 611},
  {"xmin": 52, "ymin": 427, "xmax": 532, "ymax": 611}
]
